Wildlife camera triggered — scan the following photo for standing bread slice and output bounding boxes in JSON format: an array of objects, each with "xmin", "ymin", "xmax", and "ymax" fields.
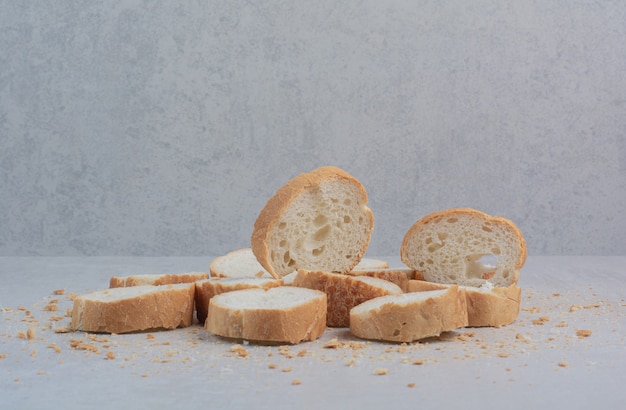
[
  {"xmin": 194, "ymin": 277, "xmax": 283, "ymax": 324},
  {"xmin": 350, "ymin": 286, "xmax": 468, "ymax": 343},
  {"xmin": 401, "ymin": 208, "xmax": 526, "ymax": 288},
  {"xmin": 291, "ymin": 269, "xmax": 402, "ymax": 327},
  {"xmin": 71, "ymin": 283, "xmax": 195, "ymax": 334},
  {"xmin": 109, "ymin": 272, "xmax": 208, "ymax": 288},
  {"xmin": 205, "ymin": 287, "xmax": 327, "ymax": 344},
  {"xmin": 407, "ymin": 280, "xmax": 522, "ymax": 327},
  {"xmin": 251, "ymin": 166, "xmax": 374, "ymax": 279}
]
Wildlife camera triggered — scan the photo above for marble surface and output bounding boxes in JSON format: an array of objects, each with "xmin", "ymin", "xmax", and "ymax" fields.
[
  {"xmin": 1, "ymin": 256, "xmax": 625, "ymax": 410},
  {"xmin": 1, "ymin": 1, "xmax": 625, "ymax": 257}
]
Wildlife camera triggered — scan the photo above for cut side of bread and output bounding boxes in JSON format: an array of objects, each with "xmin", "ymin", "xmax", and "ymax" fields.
[
  {"xmin": 291, "ymin": 269, "xmax": 402, "ymax": 327},
  {"xmin": 194, "ymin": 277, "xmax": 283, "ymax": 324},
  {"xmin": 407, "ymin": 280, "xmax": 522, "ymax": 328},
  {"xmin": 251, "ymin": 166, "xmax": 374, "ymax": 279},
  {"xmin": 344, "ymin": 268, "xmax": 417, "ymax": 292},
  {"xmin": 209, "ymin": 248, "xmax": 272, "ymax": 278},
  {"xmin": 71, "ymin": 283, "xmax": 195, "ymax": 334},
  {"xmin": 205, "ymin": 287, "xmax": 327, "ymax": 344},
  {"xmin": 350, "ymin": 286, "xmax": 468, "ymax": 343},
  {"xmin": 401, "ymin": 208, "xmax": 527, "ymax": 287},
  {"xmin": 109, "ymin": 272, "xmax": 208, "ymax": 288},
  {"xmin": 352, "ymin": 257, "xmax": 389, "ymax": 271}
]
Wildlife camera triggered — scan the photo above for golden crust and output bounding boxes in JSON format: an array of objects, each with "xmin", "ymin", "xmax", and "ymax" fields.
[
  {"xmin": 109, "ymin": 272, "xmax": 209, "ymax": 288},
  {"xmin": 70, "ymin": 284, "xmax": 195, "ymax": 334},
  {"xmin": 251, "ymin": 166, "xmax": 374, "ymax": 279},
  {"xmin": 291, "ymin": 269, "xmax": 402, "ymax": 327},
  {"xmin": 344, "ymin": 268, "xmax": 416, "ymax": 292}
]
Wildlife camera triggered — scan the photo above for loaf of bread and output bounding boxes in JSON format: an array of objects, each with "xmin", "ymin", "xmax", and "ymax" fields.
[
  {"xmin": 109, "ymin": 272, "xmax": 208, "ymax": 288},
  {"xmin": 70, "ymin": 283, "xmax": 195, "ymax": 334},
  {"xmin": 401, "ymin": 208, "xmax": 526, "ymax": 287},
  {"xmin": 194, "ymin": 277, "xmax": 283, "ymax": 324},
  {"xmin": 291, "ymin": 269, "xmax": 402, "ymax": 327},
  {"xmin": 407, "ymin": 280, "xmax": 521, "ymax": 327},
  {"xmin": 205, "ymin": 287, "xmax": 327, "ymax": 344},
  {"xmin": 349, "ymin": 286, "xmax": 468, "ymax": 342},
  {"xmin": 251, "ymin": 166, "xmax": 374, "ymax": 279}
]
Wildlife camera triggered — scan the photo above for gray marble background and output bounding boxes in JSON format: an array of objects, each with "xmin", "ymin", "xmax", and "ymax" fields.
[{"xmin": 1, "ymin": 1, "xmax": 624, "ymax": 257}]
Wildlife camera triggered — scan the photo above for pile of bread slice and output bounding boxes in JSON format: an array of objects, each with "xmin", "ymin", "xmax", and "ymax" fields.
[{"xmin": 71, "ymin": 166, "xmax": 527, "ymax": 345}]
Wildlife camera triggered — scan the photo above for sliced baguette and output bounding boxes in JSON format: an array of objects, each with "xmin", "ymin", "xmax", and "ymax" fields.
[
  {"xmin": 205, "ymin": 287, "xmax": 327, "ymax": 344},
  {"xmin": 344, "ymin": 268, "xmax": 418, "ymax": 292},
  {"xmin": 209, "ymin": 248, "xmax": 272, "ymax": 278},
  {"xmin": 109, "ymin": 272, "xmax": 208, "ymax": 288},
  {"xmin": 401, "ymin": 208, "xmax": 527, "ymax": 287},
  {"xmin": 407, "ymin": 280, "xmax": 521, "ymax": 328},
  {"xmin": 349, "ymin": 286, "xmax": 468, "ymax": 342},
  {"xmin": 194, "ymin": 277, "xmax": 283, "ymax": 324},
  {"xmin": 291, "ymin": 269, "xmax": 402, "ymax": 327},
  {"xmin": 70, "ymin": 283, "xmax": 195, "ymax": 334},
  {"xmin": 352, "ymin": 257, "xmax": 389, "ymax": 271},
  {"xmin": 251, "ymin": 166, "xmax": 374, "ymax": 279}
]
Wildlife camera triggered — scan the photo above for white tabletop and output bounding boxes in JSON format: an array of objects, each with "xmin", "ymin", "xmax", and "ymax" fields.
[{"xmin": 1, "ymin": 256, "xmax": 625, "ymax": 410}]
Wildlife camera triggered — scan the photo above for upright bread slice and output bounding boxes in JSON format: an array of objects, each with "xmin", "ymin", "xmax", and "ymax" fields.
[
  {"xmin": 194, "ymin": 277, "xmax": 283, "ymax": 324},
  {"xmin": 251, "ymin": 166, "xmax": 374, "ymax": 279},
  {"xmin": 350, "ymin": 286, "xmax": 468, "ymax": 343},
  {"xmin": 109, "ymin": 272, "xmax": 208, "ymax": 288},
  {"xmin": 71, "ymin": 283, "xmax": 195, "ymax": 334},
  {"xmin": 407, "ymin": 280, "xmax": 521, "ymax": 327},
  {"xmin": 291, "ymin": 269, "xmax": 402, "ymax": 327},
  {"xmin": 209, "ymin": 248, "xmax": 272, "ymax": 278},
  {"xmin": 401, "ymin": 208, "xmax": 527, "ymax": 287},
  {"xmin": 205, "ymin": 287, "xmax": 327, "ymax": 344}
]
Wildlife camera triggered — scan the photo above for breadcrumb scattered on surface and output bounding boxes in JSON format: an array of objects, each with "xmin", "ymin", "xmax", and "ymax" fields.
[
  {"xmin": 374, "ymin": 368, "xmax": 389, "ymax": 375},
  {"xmin": 576, "ymin": 329, "xmax": 592, "ymax": 338}
]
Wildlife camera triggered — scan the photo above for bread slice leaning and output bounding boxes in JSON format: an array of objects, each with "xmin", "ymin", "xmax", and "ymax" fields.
[
  {"xmin": 205, "ymin": 287, "xmax": 327, "ymax": 344},
  {"xmin": 194, "ymin": 277, "xmax": 283, "ymax": 324},
  {"xmin": 251, "ymin": 166, "xmax": 374, "ymax": 279},
  {"xmin": 71, "ymin": 283, "xmax": 195, "ymax": 334},
  {"xmin": 407, "ymin": 280, "xmax": 522, "ymax": 328},
  {"xmin": 401, "ymin": 208, "xmax": 527, "ymax": 288},
  {"xmin": 109, "ymin": 272, "xmax": 208, "ymax": 288},
  {"xmin": 291, "ymin": 269, "xmax": 402, "ymax": 327},
  {"xmin": 350, "ymin": 286, "xmax": 468, "ymax": 343}
]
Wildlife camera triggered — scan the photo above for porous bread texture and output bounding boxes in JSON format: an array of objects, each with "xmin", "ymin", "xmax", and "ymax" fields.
[
  {"xmin": 209, "ymin": 248, "xmax": 272, "ymax": 278},
  {"xmin": 109, "ymin": 272, "xmax": 208, "ymax": 288},
  {"xmin": 401, "ymin": 208, "xmax": 527, "ymax": 288},
  {"xmin": 291, "ymin": 269, "xmax": 402, "ymax": 327},
  {"xmin": 194, "ymin": 277, "xmax": 283, "ymax": 324},
  {"xmin": 407, "ymin": 280, "xmax": 522, "ymax": 328},
  {"xmin": 205, "ymin": 287, "xmax": 327, "ymax": 344},
  {"xmin": 251, "ymin": 166, "xmax": 374, "ymax": 279},
  {"xmin": 349, "ymin": 286, "xmax": 468, "ymax": 343},
  {"xmin": 70, "ymin": 284, "xmax": 195, "ymax": 334}
]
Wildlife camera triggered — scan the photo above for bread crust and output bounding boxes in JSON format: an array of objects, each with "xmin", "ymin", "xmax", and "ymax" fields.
[
  {"xmin": 292, "ymin": 269, "xmax": 402, "ymax": 327},
  {"xmin": 344, "ymin": 268, "xmax": 416, "ymax": 292},
  {"xmin": 400, "ymin": 208, "xmax": 527, "ymax": 287},
  {"xmin": 407, "ymin": 280, "xmax": 522, "ymax": 327},
  {"xmin": 251, "ymin": 166, "xmax": 374, "ymax": 279},
  {"xmin": 194, "ymin": 277, "xmax": 283, "ymax": 324},
  {"xmin": 349, "ymin": 286, "xmax": 468, "ymax": 342},
  {"xmin": 70, "ymin": 284, "xmax": 195, "ymax": 334},
  {"xmin": 109, "ymin": 272, "xmax": 208, "ymax": 288},
  {"xmin": 205, "ymin": 288, "xmax": 327, "ymax": 344}
]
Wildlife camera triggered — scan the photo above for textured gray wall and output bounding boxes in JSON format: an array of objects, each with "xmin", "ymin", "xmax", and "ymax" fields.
[{"xmin": 1, "ymin": 1, "xmax": 625, "ymax": 256}]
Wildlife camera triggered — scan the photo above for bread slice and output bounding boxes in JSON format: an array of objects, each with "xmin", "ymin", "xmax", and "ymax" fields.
[
  {"xmin": 70, "ymin": 283, "xmax": 195, "ymax": 334},
  {"xmin": 291, "ymin": 269, "xmax": 402, "ymax": 327},
  {"xmin": 205, "ymin": 287, "xmax": 327, "ymax": 344},
  {"xmin": 349, "ymin": 286, "xmax": 468, "ymax": 342},
  {"xmin": 109, "ymin": 272, "xmax": 208, "ymax": 288},
  {"xmin": 344, "ymin": 268, "xmax": 419, "ymax": 292},
  {"xmin": 194, "ymin": 277, "xmax": 283, "ymax": 324},
  {"xmin": 251, "ymin": 166, "xmax": 374, "ymax": 279},
  {"xmin": 209, "ymin": 248, "xmax": 272, "ymax": 278},
  {"xmin": 400, "ymin": 208, "xmax": 527, "ymax": 287},
  {"xmin": 352, "ymin": 257, "xmax": 389, "ymax": 271}
]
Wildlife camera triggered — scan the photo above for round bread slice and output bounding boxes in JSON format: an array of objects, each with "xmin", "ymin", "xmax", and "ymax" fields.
[
  {"xmin": 349, "ymin": 286, "xmax": 468, "ymax": 343},
  {"xmin": 70, "ymin": 283, "xmax": 195, "ymax": 334},
  {"xmin": 194, "ymin": 277, "xmax": 283, "ymax": 324},
  {"xmin": 291, "ymin": 269, "xmax": 402, "ymax": 327},
  {"xmin": 400, "ymin": 208, "xmax": 527, "ymax": 287},
  {"xmin": 205, "ymin": 287, "xmax": 327, "ymax": 344},
  {"xmin": 109, "ymin": 272, "xmax": 209, "ymax": 288},
  {"xmin": 407, "ymin": 280, "xmax": 521, "ymax": 327},
  {"xmin": 251, "ymin": 166, "xmax": 374, "ymax": 279},
  {"xmin": 209, "ymin": 248, "xmax": 272, "ymax": 278}
]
